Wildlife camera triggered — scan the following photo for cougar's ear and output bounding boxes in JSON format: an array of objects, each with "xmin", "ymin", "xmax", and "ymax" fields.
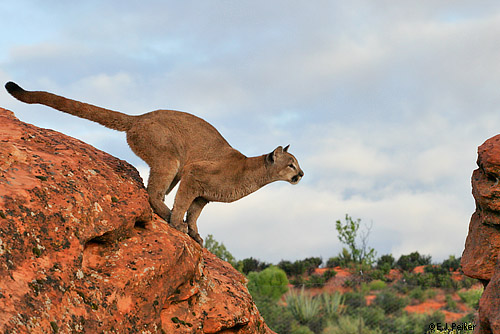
[
  {"xmin": 267, "ymin": 146, "xmax": 284, "ymax": 164},
  {"xmin": 284, "ymin": 144, "xmax": 290, "ymax": 152}
]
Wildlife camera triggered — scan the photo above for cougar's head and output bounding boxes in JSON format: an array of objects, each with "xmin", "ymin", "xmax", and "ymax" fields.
[{"xmin": 266, "ymin": 145, "xmax": 304, "ymax": 184}]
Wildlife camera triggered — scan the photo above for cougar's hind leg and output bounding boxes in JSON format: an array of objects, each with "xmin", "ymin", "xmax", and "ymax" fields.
[
  {"xmin": 186, "ymin": 197, "xmax": 208, "ymax": 245},
  {"xmin": 170, "ymin": 178, "xmax": 199, "ymax": 234},
  {"xmin": 147, "ymin": 165, "xmax": 179, "ymax": 222},
  {"xmin": 126, "ymin": 124, "xmax": 181, "ymax": 223}
]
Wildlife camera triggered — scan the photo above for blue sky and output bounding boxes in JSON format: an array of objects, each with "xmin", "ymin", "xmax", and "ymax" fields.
[{"xmin": 2, "ymin": 1, "xmax": 500, "ymax": 264}]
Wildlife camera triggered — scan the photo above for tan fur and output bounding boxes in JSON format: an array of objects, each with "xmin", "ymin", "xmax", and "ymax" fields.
[{"xmin": 5, "ymin": 81, "xmax": 304, "ymax": 244}]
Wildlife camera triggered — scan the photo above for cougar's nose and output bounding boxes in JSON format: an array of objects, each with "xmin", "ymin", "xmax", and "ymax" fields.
[{"xmin": 299, "ymin": 170, "xmax": 304, "ymax": 177}]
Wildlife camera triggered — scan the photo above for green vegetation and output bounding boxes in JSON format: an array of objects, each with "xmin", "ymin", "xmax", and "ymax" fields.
[
  {"xmin": 204, "ymin": 234, "xmax": 237, "ymax": 267},
  {"xmin": 205, "ymin": 218, "xmax": 480, "ymax": 334},
  {"xmin": 396, "ymin": 251, "xmax": 431, "ymax": 272},
  {"xmin": 247, "ymin": 266, "xmax": 289, "ymax": 301},
  {"xmin": 458, "ymin": 287, "xmax": 483, "ymax": 309}
]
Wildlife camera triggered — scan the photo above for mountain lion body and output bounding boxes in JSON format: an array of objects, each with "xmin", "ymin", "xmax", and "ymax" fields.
[{"xmin": 5, "ymin": 81, "xmax": 304, "ymax": 245}]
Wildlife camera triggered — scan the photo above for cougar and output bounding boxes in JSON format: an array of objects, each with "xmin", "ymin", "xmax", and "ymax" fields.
[{"xmin": 5, "ymin": 82, "xmax": 304, "ymax": 245}]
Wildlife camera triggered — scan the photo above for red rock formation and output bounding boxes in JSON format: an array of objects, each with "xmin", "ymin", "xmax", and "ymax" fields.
[
  {"xmin": 0, "ymin": 107, "xmax": 274, "ymax": 334},
  {"xmin": 462, "ymin": 134, "xmax": 500, "ymax": 334}
]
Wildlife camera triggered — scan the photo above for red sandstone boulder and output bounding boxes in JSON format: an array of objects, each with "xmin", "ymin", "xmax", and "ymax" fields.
[
  {"xmin": 462, "ymin": 134, "xmax": 500, "ymax": 334},
  {"xmin": 0, "ymin": 107, "xmax": 274, "ymax": 334}
]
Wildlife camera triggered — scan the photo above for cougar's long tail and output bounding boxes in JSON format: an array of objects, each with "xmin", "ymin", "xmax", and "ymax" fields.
[{"xmin": 5, "ymin": 81, "xmax": 134, "ymax": 132}]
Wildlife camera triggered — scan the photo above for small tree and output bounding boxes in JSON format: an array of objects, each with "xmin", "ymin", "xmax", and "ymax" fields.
[
  {"xmin": 376, "ymin": 254, "xmax": 395, "ymax": 274},
  {"xmin": 335, "ymin": 214, "xmax": 376, "ymax": 266},
  {"xmin": 204, "ymin": 234, "xmax": 237, "ymax": 267}
]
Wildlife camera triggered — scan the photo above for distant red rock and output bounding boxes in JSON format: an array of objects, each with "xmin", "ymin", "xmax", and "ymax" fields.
[
  {"xmin": 462, "ymin": 134, "xmax": 500, "ymax": 333},
  {"xmin": 0, "ymin": 107, "xmax": 274, "ymax": 333}
]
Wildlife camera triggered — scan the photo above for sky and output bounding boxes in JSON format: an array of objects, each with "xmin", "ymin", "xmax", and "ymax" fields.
[{"xmin": 1, "ymin": 1, "xmax": 500, "ymax": 264}]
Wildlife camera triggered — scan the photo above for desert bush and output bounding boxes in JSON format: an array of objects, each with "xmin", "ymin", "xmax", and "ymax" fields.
[
  {"xmin": 319, "ymin": 292, "xmax": 345, "ymax": 320},
  {"xmin": 373, "ymin": 289, "xmax": 408, "ymax": 315},
  {"xmin": 343, "ymin": 291, "xmax": 366, "ymax": 312},
  {"xmin": 445, "ymin": 294, "xmax": 459, "ymax": 312},
  {"xmin": 323, "ymin": 316, "xmax": 382, "ymax": 334},
  {"xmin": 239, "ymin": 257, "xmax": 270, "ymax": 274},
  {"xmin": 441, "ymin": 255, "xmax": 461, "ymax": 272},
  {"xmin": 278, "ymin": 257, "xmax": 323, "ymax": 277},
  {"xmin": 400, "ymin": 264, "xmax": 462, "ymax": 291},
  {"xmin": 367, "ymin": 268, "xmax": 388, "ymax": 281},
  {"xmin": 458, "ymin": 287, "xmax": 483, "ymax": 309},
  {"xmin": 252, "ymin": 295, "xmax": 296, "ymax": 334},
  {"xmin": 377, "ymin": 254, "xmax": 395, "ymax": 273},
  {"xmin": 396, "ymin": 252, "xmax": 431, "ymax": 272},
  {"xmin": 323, "ymin": 269, "xmax": 337, "ymax": 280},
  {"xmin": 356, "ymin": 306, "xmax": 385, "ymax": 329},
  {"xmin": 299, "ymin": 269, "xmax": 337, "ymax": 289},
  {"xmin": 303, "ymin": 274, "xmax": 326, "ymax": 288},
  {"xmin": 247, "ymin": 266, "xmax": 289, "ymax": 302},
  {"xmin": 408, "ymin": 286, "xmax": 427, "ymax": 303},
  {"xmin": 369, "ymin": 279, "xmax": 387, "ymax": 291},
  {"xmin": 388, "ymin": 312, "xmax": 438, "ymax": 334},
  {"xmin": 291, "ymin": 324, "xmax": 314, "ymax": 334},
  {"xmin": 285, "ymin": 288, "xmax": 322, "ymax": 325}
]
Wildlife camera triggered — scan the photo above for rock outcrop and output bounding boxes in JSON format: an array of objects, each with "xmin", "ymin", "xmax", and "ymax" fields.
[
  {"xmin": 0, "ymin": 107, "xmax": 274, "ymax": 334},
  {"xmin": 462, "ymin": 134, "xmax": 500, "ymax": 334}
]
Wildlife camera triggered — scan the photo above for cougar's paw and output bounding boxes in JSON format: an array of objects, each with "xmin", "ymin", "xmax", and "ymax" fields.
[
  {"xmin": 189, "ymin": 230, "xmax": 203, "ymax": 246},
  {"xmin": 170, "ymin": 221, "xmax": 188, "ymax": 234}
]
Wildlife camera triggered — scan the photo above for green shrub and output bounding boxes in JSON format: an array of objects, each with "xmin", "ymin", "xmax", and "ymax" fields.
[
  {"xmin": 303, "ymin": 274, "xmax": 326, "ymax": 288},
  {"xmin": 251, "ymin": 295, "xmax": 296, "ymax": 333},
  {"xmin": 402, "ymin": 270, "xmax": 458, "ymax": 290},
  {"xmin": 239, "ymin": 257, "xmax": 270, "ymax": 274},
  {"xmin": 458, "ymin": 287, "xmax": 483, "ymax": 309},
  {"xmin": 285, "ymin": 288, "xmax": 322, "ymax": 325},
  {"xmin": 377, "ymin": 254, "xmax": 395, "ymax": 272},
  {"xmin": 367, "ymin": 268, "xmax": 388, "ymax": 281},
  {"xmin": 445, "ymin": 294, "xmax": 459, "ymax": 312},
  {"xmin": 369, "ymin": 279, "xmax": 387, "ymax": 291},
  {"xmin": 357, "ymin": 306, "xmax": 385, "ymax": 329},
  {"xmin": 247, "ymin": 266, "xmax": 289, "ymax": 302},
  {"xmin": 290, "ymin": 324, "xmax": 314, "ymax": 334},
  {"xmin": 301, "ymin": 269, "xmax": 336, "ymax": 289},
  {"xmin": 278, "ymin": 257, "xmax": 323, "ymax": 277},
  {"xmin": 373, "ymin": 290, "xmax": 408, "ymax": 315},
  {"xmin": 320, "ymin": 292, "xmax": 345, "ymax": 320},
  {"xmin": 441, "ymin": 255, "xmax": 461, "ymax": 272},
  {"xmin": 343, "ymin": 291, "xmax": 366, "ymax": 312},
  {"xmin": 396, "ymin": 252, "xmax": 431, "ymax": 272},
  {"xmin": 323, "ymin": 269, "xmax": 337, "ymax": 280},
  {"xmin": 426, "ymin": 288, "xmax": 437, "ymax": 299},
  {"xmin": 323, "ymin": 316, "xmax": 382, "ymax": 334},
  {"xmin": 408, "ymin": 286, "xmax": 426, "ymax": 303},
  {"xmin": 388, "ymin": 312, "xmax": 431, "ymax": 334}
]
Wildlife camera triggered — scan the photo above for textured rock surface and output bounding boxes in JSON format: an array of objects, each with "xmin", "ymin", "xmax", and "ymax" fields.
[
  {"xmin": 0, "ymin": 107, "xmax": 274, "ymax": 334},
  {"xmin": 462, "ymin": 134, "xmax": 500, "ymax": 334}
]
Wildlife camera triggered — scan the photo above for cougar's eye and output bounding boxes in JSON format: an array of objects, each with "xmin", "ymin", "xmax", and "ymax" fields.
[{"xmin": 288, "ymin": 164, "xmax": 296, "ymax": 170}]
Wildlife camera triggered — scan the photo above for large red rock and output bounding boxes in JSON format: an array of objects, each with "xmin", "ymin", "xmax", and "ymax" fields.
[
  {"xmin": 462, "ymin": 134, "xmax": 500, "ymax": 334},
  {"xmin": 0, "ymin": 107, "xmax": 274, "ymax": 334}
]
